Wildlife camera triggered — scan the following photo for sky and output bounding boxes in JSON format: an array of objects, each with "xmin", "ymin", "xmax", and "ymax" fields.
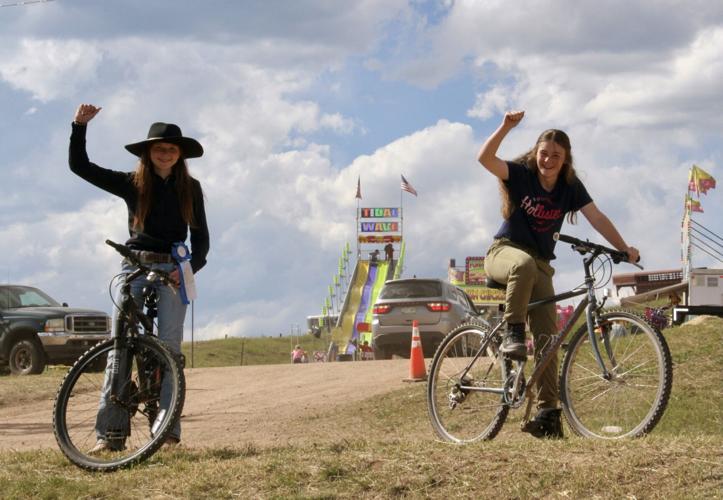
[{"xmin": 1, "ymin": 0, "xmax": 721, "ymax": 340}]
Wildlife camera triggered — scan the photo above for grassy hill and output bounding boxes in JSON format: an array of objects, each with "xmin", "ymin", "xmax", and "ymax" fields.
[
  {"xmin": 1, "ymin": 316, "xmax": 721, "ymax": 498},
  {"xmin": 180, "ymin": 333, "xmax": 331, "ymax": 367}
]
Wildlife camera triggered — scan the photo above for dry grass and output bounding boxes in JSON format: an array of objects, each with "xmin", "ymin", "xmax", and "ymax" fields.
[
  {"xmin": 0, "ymin": 366, "xmax": 66, "ymax": 408},
  {"xmin": 1, "ymin": 317, "xmax": 721, "ymax": 499}
]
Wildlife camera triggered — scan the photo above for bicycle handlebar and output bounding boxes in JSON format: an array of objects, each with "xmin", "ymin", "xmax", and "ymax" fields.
[
  {"xmin": 554, "ymin": 233, "xmax": 642, "ymax": 268},
  {"xmin": 105, "ymin": 239, "xmax": 174, "ymax": 284},
  {"xmin": 105, "ymin": 239, "xmax": 137, "ymax": 262}
]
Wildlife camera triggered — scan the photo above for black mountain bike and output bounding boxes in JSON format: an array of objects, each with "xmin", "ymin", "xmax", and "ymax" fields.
[
  {"xmin": 53, "ymin": 240, "xmax": 185, "ymax": 471},
  {"xmin": 427, "ymin": 233, "xmax": 673, "ymax": 442}
]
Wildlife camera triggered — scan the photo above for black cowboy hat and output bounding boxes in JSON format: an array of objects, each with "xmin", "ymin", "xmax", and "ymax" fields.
[{"xmin": 124, "ymin": 122, "xmax": 204, "ymax": 158}]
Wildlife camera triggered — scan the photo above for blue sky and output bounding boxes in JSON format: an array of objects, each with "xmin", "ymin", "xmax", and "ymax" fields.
[{"xmin": 1, "ymin": 0, "xmax": 721, "ymax": 339}]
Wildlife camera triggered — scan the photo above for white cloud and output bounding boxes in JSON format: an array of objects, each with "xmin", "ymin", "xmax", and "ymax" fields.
[
  {"xmin": 0, "ymin": 198, "xmax": 126, "ymax": 310},
  {"xmin": 585, "ymin": 27, "xmax": 723, "ymax": 130},
  {"xmin": 468, "ymin": 84, "xmax": 515, "ymax": 120},
  {"xmin": 320, "ymin": 113, "xmax": 357, "ymax": 134},
  {"xmin": 0, "ymin": 39, "xmax": 102, "ymax": 101}
]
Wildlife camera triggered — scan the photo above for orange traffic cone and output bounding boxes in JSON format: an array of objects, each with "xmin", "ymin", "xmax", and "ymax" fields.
[{"xmin": 403, "ymin": 320, "xmax": 427, "ymax": 382}]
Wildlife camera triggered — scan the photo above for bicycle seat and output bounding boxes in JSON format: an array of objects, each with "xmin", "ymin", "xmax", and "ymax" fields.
[{"xmin": 485, "ymin": 276, "xmax": 507, "ymax": 290}]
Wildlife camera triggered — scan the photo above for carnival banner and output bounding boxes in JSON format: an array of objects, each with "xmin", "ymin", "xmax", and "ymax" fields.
[
  {"xmin": 360, "ymin": 221, "xmax": 400, "ymax": 232},
  {"xmin": 460, "ymin": 285, "xmax": 505, "ymax": 304},
  {"xmin": 358, "ymin": 235, "xmax": 402, "ymax": 243},
  {"xmin": 359, "ymin": 207, "xmax": 401, "ymax": 218},
  {"xmin": 465, "ymin": 256, "xmax": 487, "ymax": 285}
]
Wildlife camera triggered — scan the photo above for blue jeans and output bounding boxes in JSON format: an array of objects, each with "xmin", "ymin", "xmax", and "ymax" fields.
[{"xmin": 95, "ymin": 260, "xmax": 186, "ymax": 441}]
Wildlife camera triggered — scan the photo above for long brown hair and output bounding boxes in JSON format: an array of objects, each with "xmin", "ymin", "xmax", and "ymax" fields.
[
  {"xmin": 132, "ymin": 148, "xmax": 196, "ymax": 231},
  {"xmin": 499, "ymin": 129, "xmax": 580, "ymax": 223}
]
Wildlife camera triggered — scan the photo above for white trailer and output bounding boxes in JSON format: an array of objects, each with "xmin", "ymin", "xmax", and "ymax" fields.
[{"xmin": 672, "ymin": 268, "xmax": 723, "ymax": 324}]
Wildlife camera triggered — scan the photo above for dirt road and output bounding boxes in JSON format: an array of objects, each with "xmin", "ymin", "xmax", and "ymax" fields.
[{"xmin": 0, "ymin": 359, "xmax": 413, "ymax": 451}]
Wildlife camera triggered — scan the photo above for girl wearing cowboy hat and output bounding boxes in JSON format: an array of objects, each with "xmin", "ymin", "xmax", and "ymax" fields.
[{"xmin": 69, "ymin": 104, "xmax": 209, "ymax": 451}]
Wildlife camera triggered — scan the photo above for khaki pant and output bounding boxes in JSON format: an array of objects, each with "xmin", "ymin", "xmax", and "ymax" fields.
[{"xmin": 484, "ymin": 239, "xmax": 559, "ymax": 409}]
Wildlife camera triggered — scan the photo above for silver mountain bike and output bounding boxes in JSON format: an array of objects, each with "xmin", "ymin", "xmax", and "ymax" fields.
[{"xmin": 427, "ymin": 233, "xmax": 673, "ymax": 442}]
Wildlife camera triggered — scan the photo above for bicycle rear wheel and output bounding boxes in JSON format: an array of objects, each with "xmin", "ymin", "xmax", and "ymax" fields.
[
  {"xmin": 560, "ymin": 310, "xmax": 672, "ymax": 439},
  {"xmin": 53, "ymin": 335, "xmax": 185, "ymax": 471},
  {"xmin": 427, "ymin": 323, "xmax": 510, "ymax": 443}
]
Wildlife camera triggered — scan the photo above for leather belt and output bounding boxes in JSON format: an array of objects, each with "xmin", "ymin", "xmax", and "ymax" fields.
[{"xmin": 135, "ymin": 250, "xmax": 174, "ymax": 264}]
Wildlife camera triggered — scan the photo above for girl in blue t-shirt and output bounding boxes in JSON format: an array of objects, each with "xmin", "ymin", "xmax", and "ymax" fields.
[{"xmin": 477, "ymin": 110, "xmax": 639, "ymax": 438}]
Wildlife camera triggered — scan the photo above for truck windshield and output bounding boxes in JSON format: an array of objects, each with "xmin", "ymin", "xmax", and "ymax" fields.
[{"xmin": 0, "ymin": 286, "xmax": 61, "ymax": 309}]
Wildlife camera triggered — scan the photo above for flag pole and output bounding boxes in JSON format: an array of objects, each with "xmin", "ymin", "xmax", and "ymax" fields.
[
  {"xmin": 683, "ymin": 166, "xmax": 694, "ymax": 281},
  {"xmin": 356, "ymin": 176, "xmax": 361, "ymax": 260},
  {"xmin": 682, "ymin": 196, "xmax": 691, "ymax": 282},
  {"xmin": 400, "ymin": 179, "xmax": 403, "ymax": 252}
]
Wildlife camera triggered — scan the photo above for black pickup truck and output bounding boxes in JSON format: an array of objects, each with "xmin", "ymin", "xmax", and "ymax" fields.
[{"xmin": 0, "ymin": 285, "xmax": 111, "ymax": 375}]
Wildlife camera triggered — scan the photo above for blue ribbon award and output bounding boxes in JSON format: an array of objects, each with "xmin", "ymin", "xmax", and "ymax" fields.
[{"xmin": 171, "ymin": 242, "xmax": 196, "ymax": 305}]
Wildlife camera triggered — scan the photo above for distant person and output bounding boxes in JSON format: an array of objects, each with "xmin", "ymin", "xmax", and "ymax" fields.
[
  {"xmin": 346, "ymin": 338, "xmax": 357, "ymax": 358},
  {"xmin": 291, "ymin": 345, "xmax": 307, "ymax": 364},
  {"xmin": 369, "ymin": 249, "xmax": 380, "ymax": 264},
  {"xmin": 384, "ymin": 243, "xmax": 394, "ymax": 261},
  {"xmin": 477, "ymin": 109, "xmax": 638, "ymax": 439},
  {"xmin": 69, "ymin": 104, "xmax": 209, "ymax": 452},
  {"xmin": 360, "ymin": 340, "xmax": 374, "ymax": 360}
]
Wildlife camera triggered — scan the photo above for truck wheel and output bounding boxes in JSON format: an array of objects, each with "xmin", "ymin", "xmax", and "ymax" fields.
[{"xmin": 9, "ymin": 339, "xmax": 46, "ymax": 375}]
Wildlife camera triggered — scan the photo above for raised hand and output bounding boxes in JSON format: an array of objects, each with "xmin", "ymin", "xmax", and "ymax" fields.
[
  {"xmin": 502, "ymin": 110, "xmax": 525, "ymax": 128},
  {"xmin": 74, "ymin": 104, "xmax": 102, "ymax": 124}
]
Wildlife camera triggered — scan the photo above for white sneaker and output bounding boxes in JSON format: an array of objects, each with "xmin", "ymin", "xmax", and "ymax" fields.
[{"xmin": 88, "ymin": 439, "xmax": 111, "ymax": 455}]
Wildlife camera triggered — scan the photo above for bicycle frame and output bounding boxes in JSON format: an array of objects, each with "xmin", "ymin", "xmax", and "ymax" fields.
[
  {"xmin": 109, "ymin": 267, "xmax": 159, "ymax": 405},
  {"xmin": 457, "ymin": 246, "xmax": 615, "ymax": 410}
]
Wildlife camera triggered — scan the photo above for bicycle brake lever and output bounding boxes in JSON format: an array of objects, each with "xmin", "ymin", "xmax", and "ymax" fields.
[{"xmin": 620, "ymin": 252, "xmax": 644, "ymax": 270}]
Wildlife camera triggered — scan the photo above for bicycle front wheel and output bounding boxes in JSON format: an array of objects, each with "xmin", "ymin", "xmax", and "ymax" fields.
[
  {"xmin": 560, "ymin": 310, "xmax": 672, "ymax": 439},
  {"xmin": 427, "ymin": 323, "xmax": 510, "ymax": 443},
  {"xmin": 53, "ymin": 335, "xmax": 185, "ymax": 471}
]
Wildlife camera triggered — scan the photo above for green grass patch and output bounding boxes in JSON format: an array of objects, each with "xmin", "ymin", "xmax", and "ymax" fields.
[{"xmin": 181, "ymin": 333, "xmax": 330, "ymax": 368}]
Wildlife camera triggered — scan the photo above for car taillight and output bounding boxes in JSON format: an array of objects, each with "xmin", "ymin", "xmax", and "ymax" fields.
[
  {"xmin": 426, "ymin": 302, "xmax": 451, "ymax": 312},
  {"xmin": 373, "ymin": 304, "xmax": 391, "ymax": 314}
]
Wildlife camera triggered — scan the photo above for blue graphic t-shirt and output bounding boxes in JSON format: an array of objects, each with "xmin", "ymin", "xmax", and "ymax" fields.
[{"xmin": 493, "ymin": 161, "xmax": 592, "ymax": 260}]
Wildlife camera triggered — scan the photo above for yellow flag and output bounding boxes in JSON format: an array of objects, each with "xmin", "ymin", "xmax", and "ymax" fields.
[{"xmin": 688, "ymin": 165, "xmax": 716, "ymax": 196}]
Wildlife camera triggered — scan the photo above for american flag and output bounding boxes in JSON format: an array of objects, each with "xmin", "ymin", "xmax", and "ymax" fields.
[{"xmin": 400, "ymin": 175, "xmax": 417, "ymax": 196}]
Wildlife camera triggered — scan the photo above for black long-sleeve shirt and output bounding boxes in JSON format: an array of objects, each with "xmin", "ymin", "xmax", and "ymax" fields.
[{"xmin": 69, "ymin": 122, "xmax": 209, "ymax": 273}]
